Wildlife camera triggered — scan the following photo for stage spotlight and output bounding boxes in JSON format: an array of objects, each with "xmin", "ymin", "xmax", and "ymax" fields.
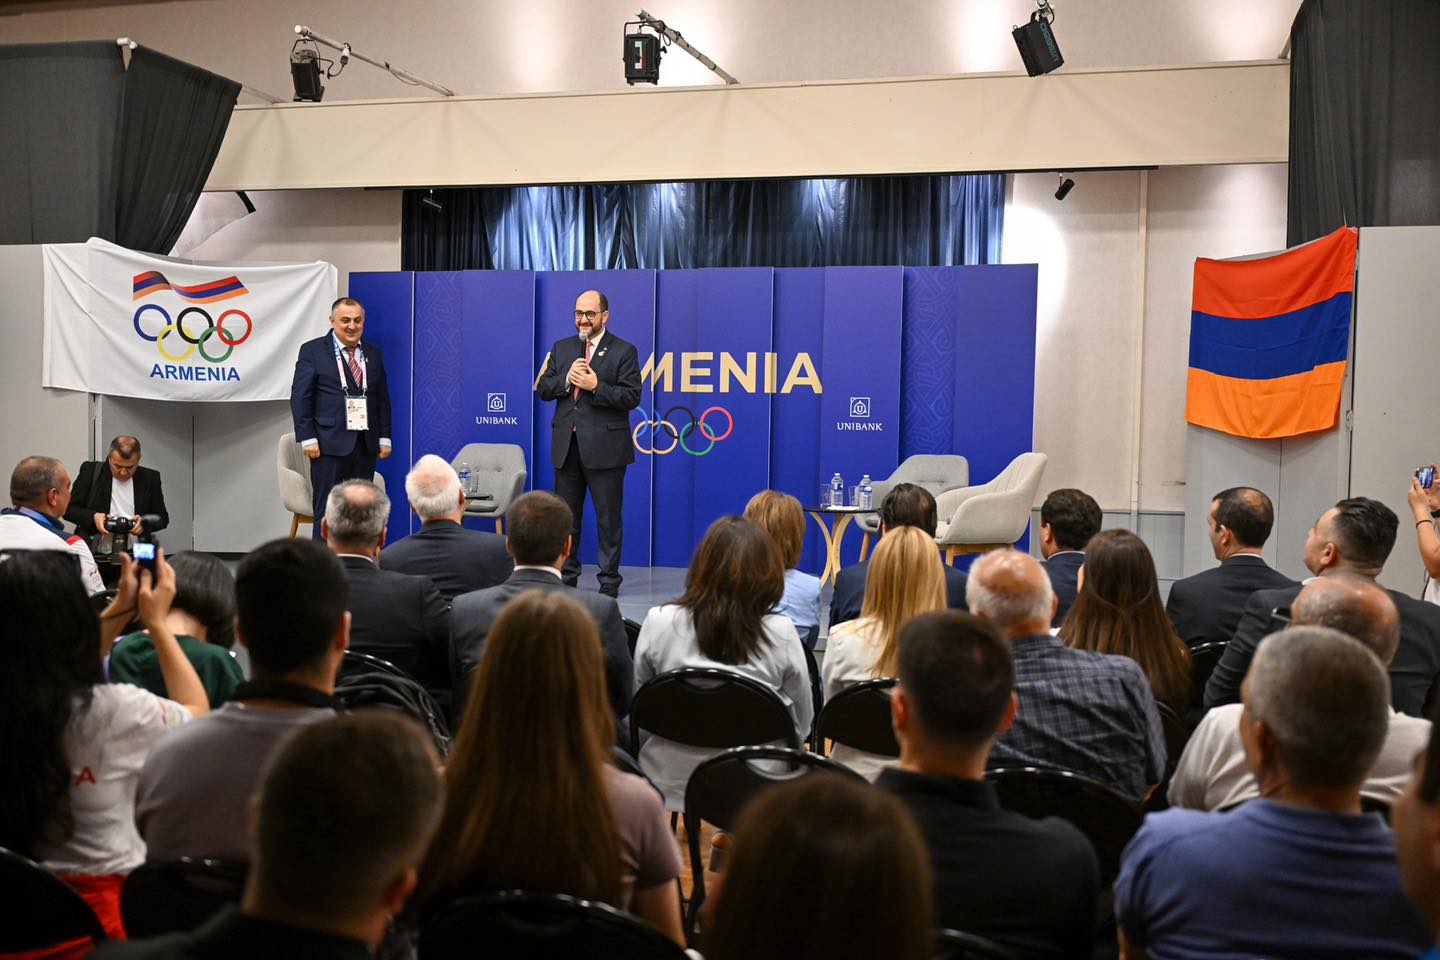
[
  {"xmin": 623, "ymin": 21, "xmax": 663, "ymax": 85},
  {"xmin": 420, "ymin": 190, "xmax": 443, "ymax": 213},
  {"xmin": 290, "ymin": 42, "xmax": 325, "ymax": 101},
  {"xmin": 1055, "ymin": 174, "xmax": 1075, "ymax": 201},
  {"xmin": 1013, "ymin": 0, "xmax": 1064, "ymax": 77}
]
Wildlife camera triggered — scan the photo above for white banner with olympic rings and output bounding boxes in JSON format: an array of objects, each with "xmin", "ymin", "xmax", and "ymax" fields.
[{"xmin": 42, "ymin": 238, "xmax": 336, "ymax": 402}]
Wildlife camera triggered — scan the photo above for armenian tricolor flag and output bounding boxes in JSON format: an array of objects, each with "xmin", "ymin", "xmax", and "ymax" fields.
[
  {"xmin": 132, "ymin": 271, "xmax": 248, "ymax": 304},
  {"xmin": 1184, "ymin": 226, "xmax": 1357, "ymax": 440}
]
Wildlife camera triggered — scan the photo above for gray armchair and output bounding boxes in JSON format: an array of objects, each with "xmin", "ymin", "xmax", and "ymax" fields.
[
  {"xmin": 277, "ymin": 433, "xmax": 386, "ymax": 538},
  {"xmin": 934, "ymin": 452, "xmax": 1048, "ymax": 564},
  {"xmin": 856, "ymin": 455, "xmax": 970, "ymax": 561},
  {"xmin": 451, "ymin": 443, "xmax": 527, "ymax": 535}
]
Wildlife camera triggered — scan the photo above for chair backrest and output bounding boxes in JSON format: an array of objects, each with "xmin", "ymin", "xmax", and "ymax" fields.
[
  {"xmin": 120, "ymin": 858, "xmax": 248, "ymax": 938},
  {"xmin": 684, "ymin": 745, "xmax": 863, "ymax": 834},
  {"xmin": 934, "ymin": 927, "xmax": 1020, "ymax": 960},
  {"xmin": 985, "ymin": 766, "xmax": 1144, "ymax": 884},
  {"xmin": 993, "ymin": 451, "xmax": 1047, "ymax": 494},
  {"xmin": 276, "ymin": 432, "xmax": 313, "ymax": 514},
  {"xmin": 338, "ymin": 648, "xmax": 413, "ymax": 681},
  {"xmin": 0, "ymin": 846, "xmax": 106, "ymax": 951},
  {"xmin": 334, "ymin": 657, "xmax": 452, "ymax": 756},
  {"xmin": 816, "ymin": 678, "xmax": 899, "ymax": 757},
  {"xmin": 1154, "ymin": 701, "xmax": 1191, "ymax": 773},
  {"xmin": 891, "ymin": 454, "xmax": 971, "ymax": 492},
  {"xmin": 452, "ymin": 443, "xmax": 527, "ymax": 507},
  {"xmin": 629, "ymin": 667, "xmax": 798, "ymax": 758},
  {"xmin": 1188, "ymin": 641, "xmax": 1227, "ymax": 706},
  {"xmin": 419, "ymin": 890, "xmax": 689, "ymax": 960},
  {"xmin": 623, "ymin": 617, "xmax": 642, "ymax": 657}
]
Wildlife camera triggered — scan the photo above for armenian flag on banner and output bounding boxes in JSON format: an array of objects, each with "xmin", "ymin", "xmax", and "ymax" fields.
[{"xmin": 1184, "ymin": 226, "xmax": 1357, "ymax": 440}]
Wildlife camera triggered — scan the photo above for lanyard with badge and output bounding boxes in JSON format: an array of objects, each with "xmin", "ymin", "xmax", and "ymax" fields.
[{"xmin": 335, "ymin": 343, "xmax": 369, "ymax": 431}]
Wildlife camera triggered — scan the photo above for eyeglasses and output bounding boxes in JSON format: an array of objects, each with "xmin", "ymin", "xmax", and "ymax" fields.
[{"xmin": 574, "ymin": 310, "xmax": 602, "ymax": 321}]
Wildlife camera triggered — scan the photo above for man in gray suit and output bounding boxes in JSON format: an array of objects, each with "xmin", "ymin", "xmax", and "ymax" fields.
[{"xmin": 450, "ymin": 491, "xmax": 634, "ymax": 732}]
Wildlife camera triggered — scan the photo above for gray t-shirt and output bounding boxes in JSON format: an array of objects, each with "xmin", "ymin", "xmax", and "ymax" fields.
[{"xmin": 135, "ymin": 702, "xmax": 334, "ymax": 862}]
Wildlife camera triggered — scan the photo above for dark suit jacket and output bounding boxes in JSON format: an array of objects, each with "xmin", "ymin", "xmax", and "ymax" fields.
[
  {"xmin": 379, "ymin": 521, "xmax": 513, "ymax": 602},
  {"xmin": 536, "ymin": 331, "xmax": 641, "ymax": 470},
  {"xmin": 340, "ymin": 556, "xmax": 450, "ymax": 689},
  {"xmin": 1166, "ymin": 554, "xmax": 1297, "ymax": 648},
  {"xmin": 1042, "ymin": 550, "xmax": 1085, "ymax": 627},
  {"xmin": 290, "ymin": 334, "xmax": 392, "ymax": 458},
  {"xmin": 1203, "ymin": 579, "xmax": 1440, "ymax": 717},
  {"xmin": 451, "ymin": 568, "xmax": 635, "ymax": 724},
  {"xmin": 830, "ymin": 559, "xmax": 969, "ymax": 628},
  {"xmin": 65, "ymin": 462, "xmax": 169, "ymax": 536}
]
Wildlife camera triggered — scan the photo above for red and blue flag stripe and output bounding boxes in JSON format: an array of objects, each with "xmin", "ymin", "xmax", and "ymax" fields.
[{"xmin": 132, "ymin": 271, "xmax": 247, "ymax": 303}]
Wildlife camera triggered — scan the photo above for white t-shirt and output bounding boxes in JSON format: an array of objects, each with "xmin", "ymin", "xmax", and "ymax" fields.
[
  {"xmin": 38, "ymin": 684, "xmax": 191, "ymax": 875},
  {"xmin": 109, "ymin": 477, "xmax": 135, "ymax": 520},
  {"xmin": 1170, "ymin": 701, "xmax": 1432, "ymax": 811}
]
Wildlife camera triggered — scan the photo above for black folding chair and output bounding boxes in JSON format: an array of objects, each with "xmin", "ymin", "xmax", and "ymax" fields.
[
  {"xmin": 815, "ymin": 677, "xmax": 899, "ymax": 758},
  {"xmin": 629, "ymin": 667, "xmax": 799, "ymax": 760},
  {"xmin": 419, "ymin": 890, "xmax": 688, "ymax": 960},
  {"xmin": 121, "ymin": 858, "xmax": 248, "ymax": 937},
  {"xmin": 1361, "ymin": 795, "xmax": 1393, "ymax": 822},
  {"xmin": 934, "ymin": 927, "xmax": 1021, "ymax": 960},
  {"xmin": 624, "ymin": 617, "xmax": 642, "ymax": 657},
  {"xmin": 1188, "ymin": 641, "xmax": 1227, "ymax": 708},
  {"xmin": 985, "ymin": 766, "xmax": 1144, "ymax": 884},
  {"xmin": 0, "ymin": 846, "xmax": 106, "ymax": 952},
  {"xmin": 682, "ymin": 745, "xmax": 862, "ymax": 938},
  {"xmin": 1146, "ymin": 700, "xmax": 1192, "ymax": 811},
  {"xmin": 338, "ymin": 649, "xmax": 414, "ymax": 681}
]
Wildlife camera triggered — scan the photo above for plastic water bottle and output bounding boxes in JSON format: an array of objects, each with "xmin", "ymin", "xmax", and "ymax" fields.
[
  {"xmin": 859, "ymin": 474, "xmax": 873, "ymax": 511},
  {"xmin": 830, "ymin": 472, "xmax": 845, "ymax": 508},
  {"xmin": 458, "ymin": 461, "xmax": 473, "ymax": 496}
]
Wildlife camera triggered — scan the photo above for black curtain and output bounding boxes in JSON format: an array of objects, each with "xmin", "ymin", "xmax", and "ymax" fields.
[
  {"xmin": 0, "ymin": 41, "xmax": 238, "ymax": 252},
  {"xmin": 402, "ymin": 174, "xmax": 1006, "ymax": 271},
  {"xmin": 0, "ymin": 41, "xmax": 126, "ymax": 244},
  {"xmin": 1287, "ymin": 0, "xmax": 1440, "ymax": 246},
  {"xmin": 114, "ymin": 46, "xmax": 240, "ymax": 254}
]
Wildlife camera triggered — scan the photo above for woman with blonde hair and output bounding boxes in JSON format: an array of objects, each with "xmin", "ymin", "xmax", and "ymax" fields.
[
  {"xmin": 1061, "ymin": 528, "xmax": 1192, "ymax": 713},
  {"xmin": 416, "ymin": 589, "xmax": 683, "ymax": 943},
  {"xmin": 744, "ymin": 489, "xmax": 822, "ymax": 649},
  {"xmin": 820, "ymin": 524, "xmax": 945, "ymax": 778}
]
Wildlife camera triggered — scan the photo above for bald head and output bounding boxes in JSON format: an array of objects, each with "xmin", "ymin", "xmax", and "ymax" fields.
[
  {"xmin": 404, "ymin": 454, "xmax": 463, "ymax": 523},
  {"xmin": 965, "ymin": 549, "xmax": 1055, "ymax": 638},
  {"xmin": 324, "ymin": 479, "xmax": 390, "ymax": 552},
  {"xmin": 1291, "ymin": 573, "xmax": 1401, "ymax": 665}
]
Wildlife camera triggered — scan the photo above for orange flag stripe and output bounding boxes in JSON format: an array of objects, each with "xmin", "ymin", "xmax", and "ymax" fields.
[{"xmin": 1184, "ymin": 361, "xmax": 1347, "ymax": 440}]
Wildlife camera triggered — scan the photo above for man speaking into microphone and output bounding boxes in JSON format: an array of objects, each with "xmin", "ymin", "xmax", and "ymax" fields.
[{"xmin": 536, "ymin": 289, "xmax": 641, "ymax": 597}]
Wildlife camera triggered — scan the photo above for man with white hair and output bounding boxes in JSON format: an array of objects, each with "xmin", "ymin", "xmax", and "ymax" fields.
[
  {"xmin": 1117, "ymin": 627, "xmax": 1430, "ymax": 959},
  {"xmin": 379, "ymin": 454, "xmax": 511, "ymax": 601},
  {"xmin": 966, "ymin": 549, "xmax": 1164, "ymax": 801}
]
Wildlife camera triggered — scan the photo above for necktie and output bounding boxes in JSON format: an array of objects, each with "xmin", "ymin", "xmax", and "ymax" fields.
[
  {"xmin": 346, "ymin": 346, "xmax": 363, "ymax": 389},
  {"xmin": 571, "ymin": 338, "xmax": 593, "ymax": 402}
]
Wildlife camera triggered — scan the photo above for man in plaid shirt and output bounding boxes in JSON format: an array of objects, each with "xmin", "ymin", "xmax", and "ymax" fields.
[{"xmin": 966, "ymin": 549, "xmax": 1165, "ymax": 801}]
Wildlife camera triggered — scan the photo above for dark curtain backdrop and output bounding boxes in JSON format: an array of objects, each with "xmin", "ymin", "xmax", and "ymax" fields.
[
  {"xmin": 402, "ymin": 174, "xmax": 1006, "ymax": 271},
  {"xmin": 0, "ymin": 41, "xmax": 125, "ymax": 244},
  {"xmin": 115, "ymin": 46, "xmax": 240, "ymax": 254},
  {"xmin": 1288, "ymin": 0, "xmax": 1440, "ymax": 246},
  {"xmin": 0, "ymin": 41, "xmax": 238, "ymax": 252}
]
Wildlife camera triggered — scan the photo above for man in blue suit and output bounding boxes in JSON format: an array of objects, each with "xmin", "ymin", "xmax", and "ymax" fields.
[
  {"xmin": 291, "ymin": 297, "xmax": 392, "ymax": 539},
  {"xmin": 1037, "ymin": 487, "xmax": 1102, "ymax": 628}
]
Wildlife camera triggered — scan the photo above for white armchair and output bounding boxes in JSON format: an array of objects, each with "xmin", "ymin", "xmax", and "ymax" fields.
[
  {"xmin": 277, "ymin": 433, "xmax": 387, "ymax": 538},
  {"xmin": 856, "ymin": 454, "xmax": 970, "ymax": 561},
  {"xmin": 934, "ymin": 452, "xmax": 1048, "ymax": 564},
  {"xmin": 451, "ymin": 443, "xmax": 527, "ymax": 535}
]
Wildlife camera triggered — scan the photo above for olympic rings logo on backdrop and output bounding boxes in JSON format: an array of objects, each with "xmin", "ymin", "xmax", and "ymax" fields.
[
  {"xmin": 633, "ymin": 406, "xmax": 734, "ymax": 456},
  {"xmin": 132, "ymin": 304, "xmax": 253, "ymax": 363}
]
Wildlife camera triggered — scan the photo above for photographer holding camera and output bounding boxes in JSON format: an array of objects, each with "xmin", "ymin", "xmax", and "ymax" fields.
[
  {"xmin": 65, "ymin": 436, "xmax": 169, "ymax": 549},
  {"xmin": 1410, "ymin": 463, "xmax": 1440, "ymax": 604}
]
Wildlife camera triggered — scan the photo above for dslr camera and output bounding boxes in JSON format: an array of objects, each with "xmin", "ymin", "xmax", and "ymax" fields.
[{"xmin": 104, "ymin": 515, "xmax": 135, "ymax": 536}]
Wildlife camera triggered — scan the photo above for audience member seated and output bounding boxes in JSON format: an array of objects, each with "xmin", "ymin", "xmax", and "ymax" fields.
[
  {"xmin": 1205, "ymin": 497, "xmax": 1440, "ymax": 716},
  {"xmin": 1060, "ymin": 529, "xmax": 1192, "ymax": 714},
  {"xmin": 1037, "ymin": 487, "xmax": 1102, "ymax": 628},
  {"xmin": 379, "ymin": 454, "xmax": 512, "ymax": 601},
  {"xmin": 1117, "ymin": 627, "xmax": 1430, "ymax": 959},
  {"xmin": 744, "ymin": 489, "xmax": 822, "ymax": 649},
  {"xmin": 1165, "ymin": 486, "xmax": 1296, "ymax": 648},
  {"xmin": 0, "ymin": 550, "xmax": 207, "ymax": 938},
  {"xmin": 417, "ymin": 590, "xmax": 683, "ymax": 943},
  {"xmin": 633, "ymin": 516, "xmax": 813, "ymax": 810},
  {"xmin": 880, "ymin": 610, "xmax": 1099, "ymax": 959},
  {"xmin": 0, "ymin": 455, "xmax": 104, "ymax": 593},
  {"xmin": 1171, "ymin": 574, "xmax": 1431, "ymax": 812},
  {"xmin": 450, "ymin": 491, "xmax": 632, "ymax": 729},
  {"xmin": 822, "ymin": 525, "xmax": 945, "ymax": 780},
  {"xmin": 704, "ymin": 775, "xmax": 933, "ymax": 960},
  {"xmin": 830, "ymin": 483, "xmax": 967, "ymax": 627},
  {"xmin": 1394, "ymin": 716, "xmax": 1440, "ymax": 955},
  {"xmin": 96, "ymin": 712, "xmax": 442, "ymax": 959},
  {"xmin": 65, "ymin": 435, "xmax": 170, "ymax": 542},
  {"xmin": 324, "ymin": 479, "xmax": 450, "ymax": 689},
  {"xmin": 968, "ymin": 549, "xmax": 1164, "ymax": 801},
  {"xmin": 135, "ymin": 539, "xmax": 347, "ymax": 862},
  {"xmin": 109, "ymin": 551, "xmax": 244, "ymax": 707}
]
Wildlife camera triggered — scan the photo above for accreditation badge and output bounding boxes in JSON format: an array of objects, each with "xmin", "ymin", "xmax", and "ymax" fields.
[{"xmin": 345, "ymin": 396, "xmax": 369, "ymax": 431}]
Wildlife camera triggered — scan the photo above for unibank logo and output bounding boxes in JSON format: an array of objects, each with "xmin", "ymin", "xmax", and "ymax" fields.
[
  {"xmin": 849, "ymin": 397, "xmax": 871, "ymax": 419},
  {"xmin": 131, "ymin": 271, "xmax": 249, "ymax": 381}
]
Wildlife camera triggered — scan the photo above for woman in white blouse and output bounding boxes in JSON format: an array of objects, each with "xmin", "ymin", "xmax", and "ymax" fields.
[
  {"xmin": 634, "ymin": 516, "xmax": 814, "ymax": 810},
  {"xmin": 821, "ymin": 525, "xmax": 945, "ymax": 779}
]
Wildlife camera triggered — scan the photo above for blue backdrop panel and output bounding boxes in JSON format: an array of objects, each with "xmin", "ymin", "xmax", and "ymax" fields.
[
  {"xmin": 411, "ymin": 272, "xmax": 464, "ymax": 537},
  {"xmin": 347, "ymin": 271, "xmax": 414, "ymax": 546},
  {"xmin": 533, "ymin": 271, "xmax": 656, "ymax": 567},
  {"xmin": 770, "ymin": 269, "xmax": 828, "ymax": 575},
  {"xmin": 650, "ymin": 269, "xmax": 774, "ymax": 566}
]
